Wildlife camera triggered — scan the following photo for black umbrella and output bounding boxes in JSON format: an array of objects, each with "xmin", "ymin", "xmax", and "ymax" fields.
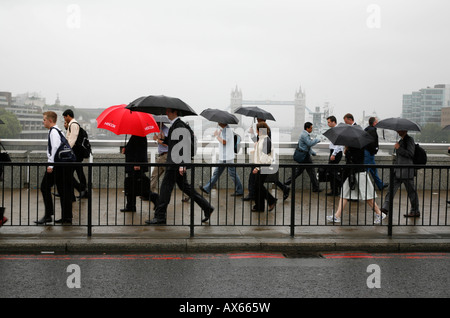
[
  {"xmin": 376, "ymin": 117, "xmax": 421, "ymax": 132},
  {"xmin": 234, "ymin": 106, "xmax": 275, "ymax": 121},
  {"xmin": 323, "ymin": 123, "xmax": 374, "ymax": 149},
  {"xmin": 442, "ymin": 124, "xmax": 450, "ymax": 131},
  {"xmin": 126, "ymin": 95, "xmax": 197, "ymax": 117},
  {"xmin": 200, "ymin": 108, "xmax": 239, "ymax": 125}
]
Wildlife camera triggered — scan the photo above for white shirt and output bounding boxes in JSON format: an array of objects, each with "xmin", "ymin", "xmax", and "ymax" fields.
[
  {"xmin": 218, "ymin": 126, "xmax": 235, "ymax": 162},
  {"xmin": 47, "ymin": 125, "xmax": 62, "ymax": 168}
]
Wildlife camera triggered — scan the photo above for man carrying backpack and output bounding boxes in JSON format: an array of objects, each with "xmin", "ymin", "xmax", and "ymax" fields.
[
  {"xmin": 35, "ymin": 111, "xmax": 74, "ymax": 224},
  {"xmin": 381, "ymin": 130, "xmax": 420, "ymax": 218},
  {"xmin": 63, "ymin": 109, "xmax": 88, "ymax": 199}
]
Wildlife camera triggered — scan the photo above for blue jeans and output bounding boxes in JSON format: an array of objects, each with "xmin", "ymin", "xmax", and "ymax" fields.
[
  {"xmin": 203, "ymin": 160, "xmax": 243, "ymax": 194},
  {"xmin": 364, "ymin": 149, "xmax": 385, "ymax": 190}
]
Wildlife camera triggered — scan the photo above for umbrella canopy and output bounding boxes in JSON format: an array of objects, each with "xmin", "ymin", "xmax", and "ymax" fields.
[
  {"xmin": 126, "ymin": 95, "xmax": 197, "ymax": 117},
  {"xmin": 442, "ymin": 124, "xmax": 450, "ymax": 131},
  {"xmin": 96, "ymin": 104, "xmax": 160, "ymax": 137},
  {"xmin": 323, "ymin": 123, "xmax": 374, "ymax": 149},
  {"xmin": 153, "ymin": 115, "xmax": 170, "ymax": 123},
  {"xmin": 234, "ymin": 106, "xmax": 275, "ymax": 121},
  {"xmin": 376, "ymin": 117, "xmax": 421, "ymax": 132},
  {"xmin": 200, "ymin": 108, "xmax": 239, "ymax": 125}
]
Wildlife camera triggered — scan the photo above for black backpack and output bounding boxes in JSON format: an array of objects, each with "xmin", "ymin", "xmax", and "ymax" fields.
[
  {"xmin": 49, "ymin": 128, "xmax": 77, "ymax": 162},
  {"xmin": 70, "ymin": 122, "xmax": 92, "ymax": 159},
  {"xmin": 413, "ymin": 143, "xmax": 427, "ymax": 166}
]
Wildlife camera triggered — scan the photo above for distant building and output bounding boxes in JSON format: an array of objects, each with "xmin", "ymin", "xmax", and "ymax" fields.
[
  {"xmin": 0, "ymin": 92, "xmax": 12, "ymax": 107},
  {"xmin": 402, "ymin": 84, "xmax": 450, "ymax": 127},
  {"xmin": 441, "ymin": 107, "xmax": 450, "ymax": 128}
]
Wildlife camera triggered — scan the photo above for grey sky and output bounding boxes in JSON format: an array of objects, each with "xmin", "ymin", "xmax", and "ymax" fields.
[{"xmin": 1, "ymin": 0, "xmax": 449, "ymax": 126}]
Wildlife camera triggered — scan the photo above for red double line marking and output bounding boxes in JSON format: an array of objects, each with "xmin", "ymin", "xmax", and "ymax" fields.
[{"xmin": 321, "ymin": 252, "xmax": 450, "ymax": 259}]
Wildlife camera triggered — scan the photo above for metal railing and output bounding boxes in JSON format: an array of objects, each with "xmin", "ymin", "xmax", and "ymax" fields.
[{"xmin": 1, "ymin": 161, "xmax": 449, "ymax": 237}]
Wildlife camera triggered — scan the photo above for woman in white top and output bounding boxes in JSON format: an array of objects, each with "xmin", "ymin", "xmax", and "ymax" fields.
[{"xmin": 250, "ymin": 122, "xmax": 277, "ymax": 212}]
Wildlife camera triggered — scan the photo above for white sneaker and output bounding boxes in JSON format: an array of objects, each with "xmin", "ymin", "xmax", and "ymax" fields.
[
  {"xmin": 326, "ymin": 215, "xmax": 341, "ymax": 223},
  {"xmin": 374, "ymin": 212, "xmax": 386, "ymax": 225}
]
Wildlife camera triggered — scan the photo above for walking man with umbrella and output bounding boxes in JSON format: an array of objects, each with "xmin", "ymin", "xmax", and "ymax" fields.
[
  {"xmin": 126, "ymin": 96, "xmax": 215, "ymax": 224},
  {"xmin": 199, "ymin": 109, "xmax": 243, "ymax": 196},
  {"xmin": 376, "ymin": 118, "xmax": 421, "ymax": 218}
]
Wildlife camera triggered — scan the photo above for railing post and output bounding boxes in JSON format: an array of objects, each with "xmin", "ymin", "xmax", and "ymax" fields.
[
  {"xmin": 87, "ymin": 164, "xmax": 92, "ymax": 237},
  {"xmin": 290, "ymin": 166, "xmax": 296, "ymax": 237},
  {"xmin": 190, "ymin": 165, "xmax": 195, "ymax": 238},
  {"xmin": 388, "ymin": 166, "xmax": 394, "ymax": 237}
]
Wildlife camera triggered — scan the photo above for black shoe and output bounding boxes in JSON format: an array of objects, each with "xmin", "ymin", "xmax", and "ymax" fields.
[
  {"xmin": 283, "ymin": 186, "xmax": 290, "ymax": 201},
  {"xmin": 404, "ymin": 212, "xmax": 420, "ymax": 218},
  {"xmin": 230, "ymin": 192, "xmax": 243, "ymax": 197},
  {"xmin": 34, "ymin": 216, "xmax": 52, "ymax": 224},
  {"xmin": 120, "ymin": 208, "xmax": 136, "ymax": 212},
  {"xmin": 145, "ymin": 218, "xmax": 166, "ymax": 225},
  {"xmin": 312, "ymin": 189, "xmax": 322, "ymax": 193},
  {"xmin": 447, "ymin": 201, "xmax": 450, "ymax": 205},
  {"xmin": 326, "ymin": 191, "xmax": 340, "ymax": 196},
  {"xmin": 381, "ymin": 208, "xmax": 388, "ymax": 214},
  {"xmin": 55, "ymin": 218, "xmax": 72, "ymax": 224},
  {"xmin": 242, "ymin": 196, "xmax": 254, "ymax": 201},
  {"xmin": 199, "ymin": 186, "xmax": 209, "ymax": 195},
  {"xmin": 202, "ymin": 207, "xmax": 214, "ymax": 223}
]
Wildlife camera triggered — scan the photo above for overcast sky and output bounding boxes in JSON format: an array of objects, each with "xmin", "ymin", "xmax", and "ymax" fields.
[{"xmin": 1, "ymin": 0, "xmax": 449, "ymax": 126}]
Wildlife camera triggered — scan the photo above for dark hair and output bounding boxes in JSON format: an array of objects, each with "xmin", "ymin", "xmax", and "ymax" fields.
[
  {"xmin": 327, "ymin": 116, "xmax": 337, "ymax": 123},
  {"xmin": 256, "ymin": 122, "xmax": 270, "ymax": 136},
  {"xmin": 343, "ymin": 113, "xmax": 354, "ymax": 121},
  {"xmin": 62, "ymin": 109, "xmax": 74, "ymax": 118},
  {"xmin": 368, "ymin": 117, "xmax": 376, "ymax": 126},
  {"xmin": 304, "ymin": 122, "xmax": 313, "ymax": 130}
]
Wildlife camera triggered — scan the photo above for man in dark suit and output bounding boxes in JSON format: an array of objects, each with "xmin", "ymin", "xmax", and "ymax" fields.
[
  {"xmin": 146, "ymin": 108, "xmax": 214, "ymax": 225},
  {"xmin": 121, "ymin": 135, "xmax": 158, "ymax": 212}
]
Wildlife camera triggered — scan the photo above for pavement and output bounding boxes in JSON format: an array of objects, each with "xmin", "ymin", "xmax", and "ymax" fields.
[
  {"xmin": 0, "ymin": 187, "xmax": 449, "ymax": 254},
  {"xmin": 1, "ymin": 223, "xmax": 450, "ymax": 254}
]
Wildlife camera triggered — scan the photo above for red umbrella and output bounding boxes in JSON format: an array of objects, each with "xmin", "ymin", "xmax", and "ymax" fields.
[{"xmin": 96, "ymin": 104, "xmax": 160, "ymax": 137}]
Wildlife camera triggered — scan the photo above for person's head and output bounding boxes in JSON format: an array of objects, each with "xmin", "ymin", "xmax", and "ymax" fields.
[
  {"xmin": 327, "ymin": 116, "xmax": 337, "ymax": 128},
  {"xmin": 43, "ymin": 111, "xmax": 57, "ymax": 129},
  {"xmin": 256, "ymin": 122, "xmax": 270, "ymax": 136},
  {"xmin": 166, "ymin": 108, "xmax": 179, "ymax": 120},
  {"xmin": 62, "ymin": 109, "xmax": 74, "ymax": 123},
  {"xmin": 304, "ymin": 122, "xmax": 313, "ymax": 133},
  {"xmin": 368, "ymin": 117, "xmax": 378, "ymax": 127},
  {"xmin": 397, "ymin": 130, "xmax": 408, "ymax": 138},
  {"xmin": 256, "ymin": 118, "xmax": 266, "ymax": 123},
  {"xmin": 343, "ymin": 113, "xmax": 354, "ymax": 125},
  {"xmin": 218, "ymin": 123, "xmax": 227, "ymax": 129}
]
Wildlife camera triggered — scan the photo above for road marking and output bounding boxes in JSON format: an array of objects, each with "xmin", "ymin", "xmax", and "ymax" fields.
[{"xmin": 321, "ymin": 252, "xmax": 450, "ymax": 259}]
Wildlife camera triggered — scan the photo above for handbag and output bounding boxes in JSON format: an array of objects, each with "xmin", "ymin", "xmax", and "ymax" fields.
[{"xmin": 293, "ymin": 147, "xmax": 306, "ymax": 163}]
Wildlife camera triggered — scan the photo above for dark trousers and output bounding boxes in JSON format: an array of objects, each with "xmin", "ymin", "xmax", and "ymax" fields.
[
  {"xmin": 73, "ymin": 160, "xmax": 87, "ymax": 194},
  {"xmin": 328, "ymin": 150, "xmax": 343, "ymax": 194},
  {"xmin": 254, "ymin": 172, "xmax": 276, "ymax": 211},
  {"xmin": 284, "ymin": 153, "xmax": 319, "ymax": 190},
  {"xmin": 41, "ymin": 166, "xmax": 73, "ymax": 220},
  {"xmin": 382, "ymin": 177, "xmax": 419, "ymax": 213},
  {"xmin": 154, "ymin": 168, "xmax": 213, "ymax": 221}
]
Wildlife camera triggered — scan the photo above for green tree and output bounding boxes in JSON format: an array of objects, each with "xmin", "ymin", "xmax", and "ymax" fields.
[
  {"xmin": 0, "ymin": 109, "xmax": 22, "ymax": 138},
  {"xmin": 415, "ymin": 123, "xmax": 450, "ymax": 143}
]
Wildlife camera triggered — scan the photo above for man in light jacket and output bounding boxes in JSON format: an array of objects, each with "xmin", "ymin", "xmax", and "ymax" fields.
[{"xmin": 283, "ymin": 122, "xmax": 321, "ymax": 194}]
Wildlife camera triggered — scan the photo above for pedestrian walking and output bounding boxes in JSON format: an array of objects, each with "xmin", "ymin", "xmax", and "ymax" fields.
[
  {"xmin": 381, "ymin": 130, "xmax": 420, "ymax": 217},
  {"xmin": 63, "ymin": 109, "xmax": 88, "ymax": 199},
  {"xmin": 327, "ymin": 146, "xmax": 386, "ymax": 224},
  {"xmin": 325, "ymin": 116, "xmax": 344, "ymax": 196},
  {"xmin": 200, "ymin": 123, "xmax": 243, "ymax": 196},
  {"xmin": 150, "ymin": 123, "xmax": 169, "ymax": 193},
  {"xmin": 146, "ymin": 108, "xmax": 214, "ymax": 224},
  {"xmin": 121, "ymin": 135, "xmax": 158, "ymax": 212},
  {"xmin": 283, "ymin": 122, "xmax": 321, "ymax": 196},
  {"xmin": 35, "ymin": 111, "xmax": 74, "ymax": 224},
  {"xmin": 364, "ymin": 117, "xmax": 388, "ymax": 190},
  {"xmin": 343, "ymin": 113, "xmax": 357, "ymax": 126},
  {"xmin": 250, "ymin": 122, "xmax": 277, "ymax": 212}
]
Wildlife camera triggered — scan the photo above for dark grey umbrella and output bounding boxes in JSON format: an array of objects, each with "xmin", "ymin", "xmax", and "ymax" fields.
[
  {"xmin": 152, "ymin": 115, "xmax": 170, "ymax": 123},
  {"xmin": 126, "ymin": 95, "xmax": 197, "ymax": 117},
  {"xmin": 376, "ymin": 117, "xmax": 421, "ymax": 132},
  {"xmin": 200, "ymin": 108, "xmax": 239, "ymax": 124},
  {"xmin": 234, "ymin": 106, "xmax": 275, "ymax": 121},
  {"xmin": 442, "ymin": 124, "xmax": 450, "ymax": 131},
  {"xmin": 323, "ymin": 123, "xmax": 374, "ymax": 149}
]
